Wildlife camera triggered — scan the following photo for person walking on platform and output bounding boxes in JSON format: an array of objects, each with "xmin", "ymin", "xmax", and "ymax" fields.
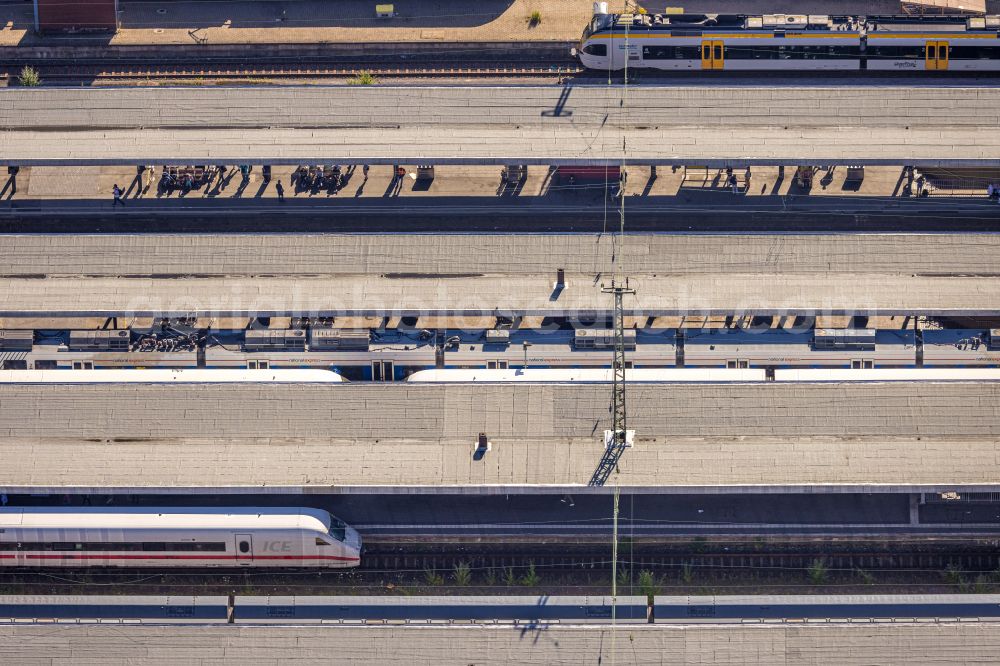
[
  {"xmin": 276, "ymin": 181, "xmax": 285, "ymax": 202},
  {"xmin": 744, "ymin": 167, "xmax": 752, "ymax": 195},
  {"xmin": 112, "ymin": 184, "xmax": 124, "ymax": 206},
  {"xmin": 728, "ymin": 173, "xmax": 738, "ymax": 194},
  {"xmin": 363, "ymin": 164, "xmax": 370, "ymax": 181}
]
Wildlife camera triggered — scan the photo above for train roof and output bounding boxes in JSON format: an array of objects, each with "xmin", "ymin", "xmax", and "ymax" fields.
[
  {"xmin": 774, "ymin": 368, "xmax": 1000, "ymax": 382},
  {"xmin": 0, "ymin": 369, "xmax": 345, "ymax": 384},
  {"xmin": 406, "ymin": 368, "xmax": 766, "ymax": 382},
  {"xmin": 0, "ymin": 507, "xmax": 333, "ymax": 532},
  {"xmin": 589, "ymin": 12, "xmax": 1000, "ymax": 35}
]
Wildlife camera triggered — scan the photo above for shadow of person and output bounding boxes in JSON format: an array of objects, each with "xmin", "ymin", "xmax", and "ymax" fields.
[
  {"xmin": 234, "ymin": 176, "xmax": 250, "ymax": 198},
  {"xmin": 124, "ymin": 173, "xmax": 142, "ymax": 199}
]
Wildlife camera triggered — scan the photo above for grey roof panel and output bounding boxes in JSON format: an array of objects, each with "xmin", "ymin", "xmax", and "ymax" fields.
[
  {"xmin": 1, "ymin": 86, "xmax": 999, "ymax": 166},
  {"xmin": 3, "ymin": 622, "xmax": 1000, "ymax": 663},
  {"xmin": 1, "ymin": 382, "xmax": 995, "ymax": 439}
]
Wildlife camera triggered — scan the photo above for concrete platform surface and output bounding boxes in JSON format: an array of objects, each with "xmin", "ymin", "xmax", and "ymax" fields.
[
  {"xmin": 2, "ymin": 86, "xmax": 999, "ymax": 166},
  {"xmin": 2, "ymin": 164, "xmax": 995, "ymax": 234},
  {"xmin": 2, "ymin": 622, "xmax": 1000, "ymax": 665},
  {"xmin": 0, "ymin": 0, "xmax": 928, "ymax": 47},
  {"xmin": 3, "ymin": 164, "xmax": 985, "ymax": 204}
]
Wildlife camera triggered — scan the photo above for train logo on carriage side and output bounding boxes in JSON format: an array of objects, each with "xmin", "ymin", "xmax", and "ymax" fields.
[{"xmin": 260, "ymin": 540, "xmax": 294, "ymax": 552}]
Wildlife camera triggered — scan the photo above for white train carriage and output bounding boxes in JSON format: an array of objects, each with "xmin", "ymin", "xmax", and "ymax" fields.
[
  {"xmin": 775, "ymin": 368, "xmax": 1000, "ymax": 382},
  {"xmin": 578, "ymin": 11, "xmax": 863, "ymax": 71},
  {"xmin": 866, "ymin": 16, "xmax": 1000, "ymax": 72},
  {"xmin": 0, "ymin": 507, "xmax": 361, "ymax": 568},
  {"xmin": 578, "ymin": 9, "xmax": 1000, "ymax": 72},
  {"xmin": 682, "ymin": 328, "xmax": 916, "ymax": 369},
  {"xmin": 922, "ymin": 329, "xmax": 1000, "ymax": 367},
  {"xmin": 406, "ymin": 368, "xmax": 767, "ymax": 382},
  {"xmin": 0, "ymin": 368, "xmax": 345, "ymax": 383}
]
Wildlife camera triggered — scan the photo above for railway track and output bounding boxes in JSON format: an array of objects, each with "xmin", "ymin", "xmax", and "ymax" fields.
[
  {"xmin": 0, "ymin": 548, "xmax": 996, "ymax": 595},
  {"xmin": 11, "ymin": 63, "xmax": 580, "ymax": 81},
  {"xmin": 360, "ymin": 551, "xmax": 1000, "ymax": 574},
  {"xmin": 0, "ymin": 50, "xmax": 583, "ymax": 82}
]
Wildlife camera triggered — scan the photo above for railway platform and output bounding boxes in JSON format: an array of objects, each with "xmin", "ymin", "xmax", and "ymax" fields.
[
  {"xmin": 2, "ymin": 164, "xmax": 991, "ymax": 203},
  {"xmin": 0, "ymin": 0, "xmax": 590, "ymax": 47},
  {"xmin": 2, "ymin": 163, "xmax": 995, "ymax": 232},
  {"xmin": 0, "ymin": 0, "xmax": 919, "ymax": 48}
]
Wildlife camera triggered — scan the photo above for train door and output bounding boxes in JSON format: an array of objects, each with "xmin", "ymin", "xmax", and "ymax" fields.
[
  {"xmin": 925, "ymin": 41, "xmax": 949, "ymax": 70},
  {"xmin": 235, "ymin": 534, "xmax": 253, "ymax": 564},
  {"xmin": 371, "ymin": 360, "xmax": 394, "ymax": 381},
  {"xmin": 701, "ymin": 40, "xmax": 724, "ymax": 70}
]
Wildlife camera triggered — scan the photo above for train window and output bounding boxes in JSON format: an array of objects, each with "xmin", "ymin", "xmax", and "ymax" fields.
[
  {"xmin": 0, "ymin": 541, "xmax": 226, "ymax": 551},
  {"xmin": 725, "ymin": 45, "xmax": 863, "ymax": 61},
  {"xmin": 583, "ymin": 44, "xmax": 608, "ymax": 57},
  {"xmin": 329, "ymin": 523, "xmax": 347, "ymax": 542},
  {"xmin": 239, "ymin": 541, "xmax": 250, "ymax": 554},
  {"xmin": 641, "ymin": 45, "xmax": 700, "ymax": 60},
  {"xmin": 867, "ymin": 45, "xmax": 922, "ymax": 59},
  {"xmin": 315, "ymin": 537, "xmax": 329, "ymax": 547},
  {"xmin": 950, "ymin": 46, "xmax": 1000, "ymax": 60},
  {"xmin": 642, "ymin": 45, "xmax": 670, "ymax": 60}
]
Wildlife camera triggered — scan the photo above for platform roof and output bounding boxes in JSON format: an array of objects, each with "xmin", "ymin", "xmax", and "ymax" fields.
[
  {"xmin": 0, "ymin": 382, "xmax": 997, "ymax": 493},
  {"xmin": 1, "ymin": 86, "xmax": 998, "ymax": 167},
  {"xmin": 1, "ymin": 233, "xmax": 998, "ymax": 317},
  {"xmin": 3, "ymin": 622, "xmax": 1000, "ymax": 665},
  {"xmin": 3, "ymin": 233, "xmax": 998, "ymax": 278}
]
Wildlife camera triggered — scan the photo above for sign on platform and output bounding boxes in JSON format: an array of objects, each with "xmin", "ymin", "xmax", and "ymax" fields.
[{"xmin": 604, "ymin": 430, "xmax": 635, "ymax": 449}]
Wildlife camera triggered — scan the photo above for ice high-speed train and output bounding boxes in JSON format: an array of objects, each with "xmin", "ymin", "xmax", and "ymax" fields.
[
  {"xmin": 0, "ymin": 507, "xmax": 362, "ymax": 568},
  {"xmin": 577, "ymin": 8, "xmax": 1000, "ymax": 72},
  {"xmin": 4, "ymin": 327, "xmax": 1000, "ymax": 375}
]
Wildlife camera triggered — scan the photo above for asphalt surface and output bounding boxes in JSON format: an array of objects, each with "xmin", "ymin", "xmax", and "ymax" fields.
[
  {"xmin": 10, "ymin": 492, "xmax": 1000, "ymax": 537},
  {"xmin": 6, "ymin": 594, "xmax": 1000, "ymax": 622},
  {"xmin": 0, "ymin": 200, "xmax": 997, "ymax": 233}
]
